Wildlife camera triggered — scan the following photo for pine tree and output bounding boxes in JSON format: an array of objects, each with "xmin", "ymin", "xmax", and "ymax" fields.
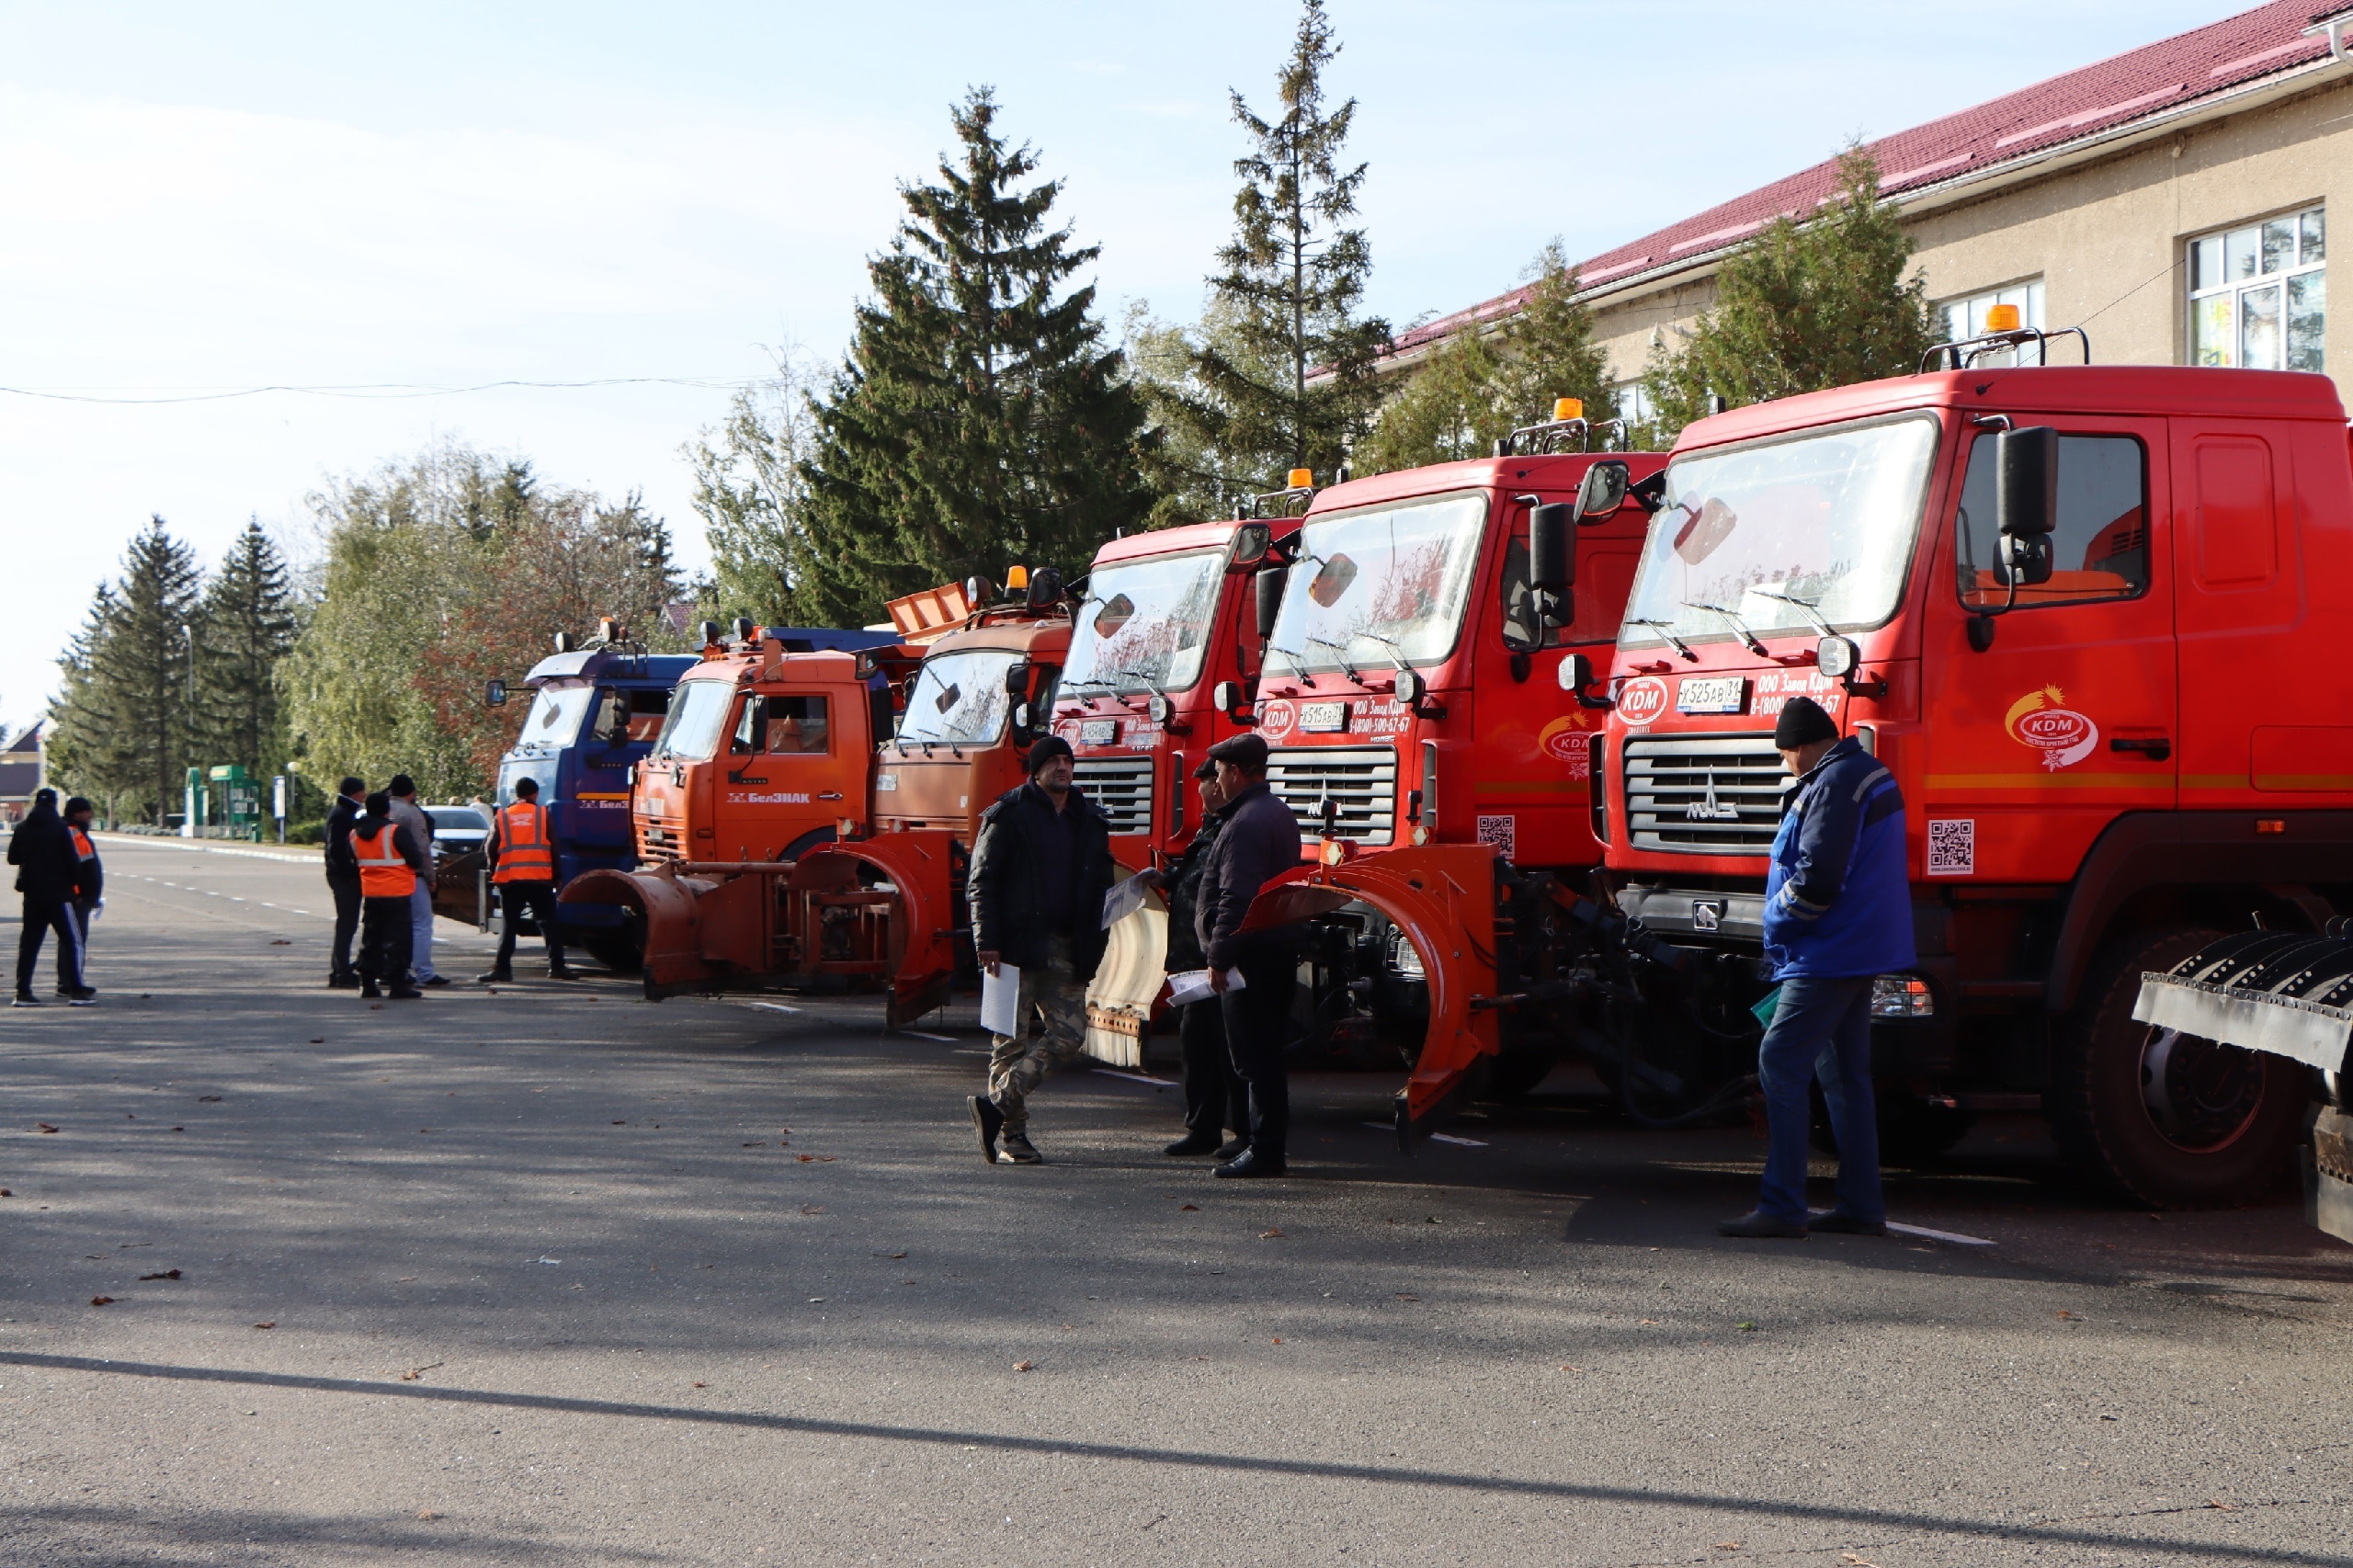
[
  {"xmin": 50, "ymin": 519, "xmax": 202, "ymax": 824},
  {"xmin": 799, "ymin": 88, "xmax": 1154, "ymax": 620},
  {"xmin": 1175, "ymin": 0, "xmax": 1388, "ymax": 492},
  {"xmin": 45, "ymin": 584, "xmax": 135, "ymax": 819},
  {"xmin": 1639, "ymin": 148, "xmax": 1937, "ymax": 444},
  {"xmin": 192, "ymin": 517, "xmax": 299, "ymax": 778}
]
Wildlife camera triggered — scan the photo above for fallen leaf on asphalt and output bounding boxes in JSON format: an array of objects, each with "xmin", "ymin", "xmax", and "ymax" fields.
[
  {"xmin": 418, "ymin": 1128, "xmax": 431, "ymax": 1133},
  {"xmin": 138, "ymin": 1269, "xmax": 181, "ymax": 1281},
  {"xmin": 1559, "ymin": 1365, "xmax": 1581, "ymax": 1372},
  {"xmin": 873, "ymin": 1252, "xmax": 907, "ymax": 1259},
  {"xmin": 2054, "ymin": 1310, "xmax": 2077, "ymax": 1321},
  {"xmin": 198, "ymin": 1096, "xmax": 222, "ymax": 1102},
  {"xmin": 416, "ymin": 1509, "xmax": 440, "ymax": 1521},
  {"xmin": 1013, "ymin": 1360, "xmax": 1033, "ymax": 1371},
  {"xmin": 1840, "ymin": 1556, "xmax": 1882, "ymax": 1568},
  {"xmin": 89, "ymin": 1296, "xmax": 114, "ymax": 1306},
  {"xmin": 1259, "ymin": 1227, "xmax": 1283, "ymax": 1239},
  {"xmin": 740, "ymin": 1141, "xmax": 766, "ymax": 1147},
  {"xmin": 1424, "ymin": 1216, "xmax": 1441, "ymax": 1224},
  {"xmin": 612, "ymin": 1120, "xmax": 627, "ymax": 1125},
  {"xmin": 171, "ymin": 1126, "xmax": 184, "ymax": 1131},
  {"xmin": 1713, "ymin": 1544, "xmax": 1742, "ymax": 1551},
  {"xmin": 1737, "ymin": 1321, "xmax": 1757, "ymax": 1332},
  {"xmin": 2206, "ymin": 1500, "xmax": 2236, "ymax": 1511},
  {"xmin": 797, "ymin": 1154, "xmax": 835, "ymax": 1163},
  {"xmin": 35, "ymin": 1123, "xmax": 58, "ymax": 1134},
  {"xmin": 1394, "ymin": 1294, "xmax": 1419, "ymax": 1302},
  {"xmin": 253, "ymin": 1321, "xmax": 275, "ymax": 1329},
  {"xmin": 1179, "ymin": 1203, "xmax": 1199, "ymax": 1211},
  {"xmin": 398, "ymin": 1362, "xmax": 443, "ymax": 1382},
  {"xmin": 799, "ymin": 1204, "xmax": 824, "ymax": 1215},
  {"xmin": 1638, "ymin": 1318, "xmax": 1659, "ymax": 1326},
  {"xmin": 270, "ymin": 938, "xmax": 290, "ymax": 946},
  {"xmin": 1271, "ymin": 1337, "xmax": 1281, "ymax": 1345},
  {"xmin": 0, "ymin": 1189, "xmax": 11, "ymax": 1197}
]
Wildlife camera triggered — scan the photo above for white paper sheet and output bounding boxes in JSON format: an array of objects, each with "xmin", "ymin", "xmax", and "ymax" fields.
[
  {"xmin": 979, "ymin": 962, "xmax": 1021, "ymax": 1038},
  {"xmin": 1164, "ymin": 968, "xmax": 1245, "ymax": 1007},
  {"xmin": 1100, "ymin": 875, "xmax": 1149, "ymax": 930}
]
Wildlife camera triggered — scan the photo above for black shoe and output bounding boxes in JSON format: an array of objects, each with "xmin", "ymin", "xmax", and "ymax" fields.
[
  {"xmin": 360, "ymin": 984, "xmax": 382, "ymax": 999},
  {"xmin": 1807, "ymin": 1210, "xmax": 1888, "ymax": 1236},
  {"xmin": 996, "ymin": 1131, "xmax": 1043, "ymax": 1165},
  {"xmin": 1213, "ymin": 1149, "xmax": 1285, "ymax": 1178},
  {"xmin": 1214, "ymin": 1136, "xmax": 1250, "ymax": 1161},
  {"xmin": 66, "ymin": 988, "xmax": 96, "ymax": 1006},
  {"xmin": 328, "ymin": 974, "xmax": 360, "ymax": 990},
  {"xmin": 388, "ymin": 986, "xmax": 425, "ymax": 1000},
  {"xmin": 1165, "ymin": 1132, "xmax": 1222, "ymax": 1157},
  {"xmin": 476, "ymin": 970, "xmax": 513, "ymax": 984},
  {"xmin": 11, "ymin": 994, "xmax": 37, "ymax": 1008},
  {"xmin": 968, "ymin": 1096, "xmax": 1004, "ymax": 1164},
  {"xmin": 419, "ymin": 975, "xmax": 451, "ymax": 988},
  {"xmin": 1718, "ymin": 1210, "xmax": 1809, "ymax": 1239},
  {"xmin": 548, "ymin": 967, "xmax": 578, "ymax": 981}
]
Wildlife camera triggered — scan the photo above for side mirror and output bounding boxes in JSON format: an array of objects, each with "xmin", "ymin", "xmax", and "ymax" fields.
[
  {"xmin": 1004, "ymin": 661, "xmax": 1031, "ymax": 698},
  {"xmin": 1995, "ymin": 426, "xmax": 2057, "ymax": 586},
  {"xmin": 1529, "ymin": 503, "xmax": 1574, "ymax": 591},
  {"xmin": 1571, "ymin": 460, "xmax": 1631, "ymax": 523},
  {"xmin": 1011, "ymin": 700, "xmax": 1031, "ymax": 729},
  {"xmin": 1815, "ymin": 636, "xmax": 1859, "ymax": 680},
  {"xmin": 1393, "ymin": 669, "xmax": 1447, "ymax": 719},
  {"xmin": 1230, "ymin": 522, "xmax": 1271, "ymax": 571},
  {"xmin": 1557, "ymin": 652, "xmax": 1611, "ymax": 710},
  {"xmin": 1254, "ymin": 566, "xmax": 1287, "ymax": 641},
  {"xmin": 1213, "ymin": 678, "xmax": 1256, "ymax": 725},
  {"xmin": 484, "ymin": 678, "xmax": 508, "ymax": 708}
]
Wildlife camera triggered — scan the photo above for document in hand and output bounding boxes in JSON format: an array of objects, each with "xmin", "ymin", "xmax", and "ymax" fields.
[
  {"xmin": 1164, "ymin": 968, "xmax": 1245, "ymax": 1007},
  {"xmin": 980, "ymin": 963, "xmax": 1022, "ymax": 1037},
  {"xmin": 1100, "ymin": 875, "xmax": 1149, "ymax": 930}
]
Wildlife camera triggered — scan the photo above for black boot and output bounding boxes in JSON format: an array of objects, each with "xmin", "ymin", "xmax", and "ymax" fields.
[
  {"xmin": 1164, "ymin": 1131, "xmax": 1222, "ymax": 1157},
  {"xmin": 968, "ymin": 1095, "xmax": 1004, "ymax": 1164}
]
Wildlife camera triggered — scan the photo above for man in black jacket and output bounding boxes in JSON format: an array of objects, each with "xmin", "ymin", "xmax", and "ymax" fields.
[
  {"xmin": 9, "ymin": 789, "xmax": 93, "ymax": 1007},
  {"xmin": 966, "ymin": 735, "xmax": 1118, "ymax": 1165},
  {"xmin": 1135, "ymin": 760, "xmax": 1248, "ymax": 1157},
  {"xmin": 1195, "ymin": 733, "xmax": 1304, "ymax": 1177},
  {"xmin": 324, "ymin": 777, "xmax": 366, "ymax": 988}
]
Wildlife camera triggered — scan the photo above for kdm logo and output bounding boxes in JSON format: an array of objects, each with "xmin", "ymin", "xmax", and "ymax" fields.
[{"xmin": 2006, "ymin": 686, "xmax": 2099, "ymax": 771}]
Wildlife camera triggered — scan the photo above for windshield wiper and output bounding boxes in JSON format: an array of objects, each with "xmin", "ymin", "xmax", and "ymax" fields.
[
  {"xmin": 1112, "ymin": 666, "xmax": 1171, "ymax": 704},
  {"xmin": 1347, "ymin": 630, "xmax": 1412, "ymax": 673},
  {"xmin": 1681, "ymin": 601, "xmax": 1768, "ymax": 658},
  {"xmin": 1306, "ymin": 636, "xmax": 1364, "ymax": 684},
  {"xmin": 1751, "ymin": 589, "xmax": 1837, "ymax": 637},
  {"xmin": 1628, "ymin": 618, "xmax": 1700, "ymax": 663},
  {"xmin": 1266, "ymin": 642, "xmax": 1316, "ymax": 687}
]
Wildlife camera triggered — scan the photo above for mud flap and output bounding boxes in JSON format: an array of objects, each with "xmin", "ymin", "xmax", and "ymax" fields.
[
  {"xmin": 1086, "ymin": 876, "xmax": 1168, "ymax": 1068},
  {"xmin": 1240, "ymin": 845, "xmax": 1503, "ymax": 1152},
  {"xmin": 432, "ymin": 849, "xmax": 486, "ymax": 926},
  {"xmin": 796, "ymin": 833, "xmax": 961, "ymax": 1031}
]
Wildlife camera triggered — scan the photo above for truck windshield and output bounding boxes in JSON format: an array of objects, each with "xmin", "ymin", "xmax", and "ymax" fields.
[
  {"xmin": 650, "ymin": 679, "xmax": 733, "ymax": 762},
  {"xmin": 901, "ymin": 648, "xmax": 1025, "ymax": 745},
  {"xmin": 518, "ymin": 684, "xmax": 596, "ymax": 744},
  {"xmin": 1621, "ymin": 415, "xmax": 1938, "ymax": 648},
  {"xmin": 1268, "ymin": 492, "xmax": 1485, "ymax": 675},
  {"xmin": 1063, "ymin": 550, "xmax": 1222, "ymax": 694}
]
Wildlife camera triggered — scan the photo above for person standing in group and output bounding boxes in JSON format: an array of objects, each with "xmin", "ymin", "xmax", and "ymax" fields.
[
  {"xmin": 61, "ymin": 798, "xmax": 102, "ymax": 994},
  {"xmin": 477, "ymin": 777, "xmax": 574, "ymax": 983},
  {"xmin": 7, "ymin": 788, "xmax": 94, "ymax": 1007},
  {"xmin": 965, "ymin": 735, "xmax": 1117, "ymax": 1165},
  {"xmin": 386, "ymin": 775, "xmax": 445, "ymax": 987},
  {"xmin": 324, "ymin": 777, "xmax": 366, "ymax": 989},
  {"xmin": 1135, "ymin": 760, "xmax": 1249, "ymax": 1159},
  {"xmin": 1720, "ymin": 696, "xmax": 1914, "ymax": 1240},
  {"xmin": 351, "ymin": 790, "xmax": 428, "ymax": 1002},
  {"xmin": 1195, "ymin": 733, "xmax": 1304, "ymax": 1178}
]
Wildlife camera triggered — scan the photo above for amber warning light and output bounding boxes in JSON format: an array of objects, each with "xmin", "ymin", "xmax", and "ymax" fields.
[
  {"xmin": 1288, "ymin": 468, "xmax": 1313, "ymax": 490},
  {"xmin": 1552, "ymin": 397, "xmax": 1583, "ymax": 421},
  {"xmin": 1984, "ymin": 303, "xmax": 2021, "ymax": 332},
  {"xmin": 1006, "ymin": 564, "xmax": 1029, "ymax": 591}
]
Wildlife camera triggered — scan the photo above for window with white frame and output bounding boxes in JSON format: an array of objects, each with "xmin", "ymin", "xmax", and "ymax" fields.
[
  {"xmin": 1614, "ymin": 380, "xmax": 1653, "ymax": 426},
  {"xmin": 1940, "ymin": 279, "xmax": 2046, "ymax": 345},
  {"xmin": 2188, "ymin": 205, "xmax": 2324, "ymax": 372}
]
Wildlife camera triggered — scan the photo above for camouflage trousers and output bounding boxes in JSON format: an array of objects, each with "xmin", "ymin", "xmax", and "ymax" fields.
[{"xmin": 986, "ymin": 937, "xmax": 1086, "ymax": 1133}]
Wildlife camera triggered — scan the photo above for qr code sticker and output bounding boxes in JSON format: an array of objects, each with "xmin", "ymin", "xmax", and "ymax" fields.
[
  {"xmin": 1927, "ymin": 818, "xmax": 1974, "ymax": 876},
  {"xmin": 1476, "ymin": 814, "xmax": 1517, "ymax": 859}
]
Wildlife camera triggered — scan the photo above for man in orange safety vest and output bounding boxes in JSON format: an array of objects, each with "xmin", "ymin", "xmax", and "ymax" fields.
[
  {"xmin": 351, "ymin": 790, "xmax": 429, "ymax": 1000},
  {"xmin": 477, "ymin": 777, "xmax": 574, "ymax": 983}
]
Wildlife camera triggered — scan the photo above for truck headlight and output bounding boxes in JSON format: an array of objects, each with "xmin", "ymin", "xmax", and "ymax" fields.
[{"xmin": 1871, "ymin": 973, "xmax": 1934, "ymax": 1017}]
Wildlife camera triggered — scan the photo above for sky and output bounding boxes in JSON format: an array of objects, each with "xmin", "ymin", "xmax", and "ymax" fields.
[{"xmin": 0, "ymin": 0, "xmax": 2243, "ymax": 736}]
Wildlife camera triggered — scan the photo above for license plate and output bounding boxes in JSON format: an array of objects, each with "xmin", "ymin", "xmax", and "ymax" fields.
[
  {"xmin": 1300, "ymin": 701, "xmax": 1348, "ymax": 733},
  {"xmin": 1677, "ymin": 676, "xmax": 1749, "ymax": 715},
  {"xmin": 1079, "ymin": 719, "xmax": 1119, "ymax": 745}
]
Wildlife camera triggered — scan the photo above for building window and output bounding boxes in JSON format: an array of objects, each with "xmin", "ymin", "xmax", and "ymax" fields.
[
  {"xmin": 1614, "ymin": 380, "xmax": 1653, "ymax": 426},
  {"xmin": 2188, "ymin": 206, "xmax": 2324, "ymax": 372},
  {"xmin": 1940, "ymin": 279, "xmax": 2046, "ymax": 356}
]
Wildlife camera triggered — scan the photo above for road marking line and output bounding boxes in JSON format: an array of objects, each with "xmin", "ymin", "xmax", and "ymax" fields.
[
  {"xmin": 1092, "ymin": 1068, "xmax": 1177, "ymax": 1087},
  {"xmin": 1888, "ymin": 1221, "xmax": 1995, "ymax": 1246},
  {"xmin": 739, "ymin": 1001, "xmax": 802, "ymax": 1015},
  {"xmin": 901, "ymin": 1030, "xmax": 958, "ymax": 1042}
]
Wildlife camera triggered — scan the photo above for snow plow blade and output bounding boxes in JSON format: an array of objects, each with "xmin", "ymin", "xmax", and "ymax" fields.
[
  {"xmin": 1241, "ymin": 844, "xmax": 1502, "ymax": 1152},
  {"xmin": 1086, "ymin": 873, "xmax": 1168, "ymax": 1068}
]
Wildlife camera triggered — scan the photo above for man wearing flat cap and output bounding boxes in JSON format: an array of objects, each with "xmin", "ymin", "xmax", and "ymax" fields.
[
  {"xmin": 1194, "ymin": 732, "xmax": 1305, "ymax": 1177},
  {"xmin": 967, "ymin": 734, "xmax": 1118, "ymax": 1165},
  {"xmin": 1721, "ymin": 695, "xmax": 1914, "ymax": 1240},
  {"xmin": 1133, "ymin": 756, "xmax": 1250, "ymax": 1159}
]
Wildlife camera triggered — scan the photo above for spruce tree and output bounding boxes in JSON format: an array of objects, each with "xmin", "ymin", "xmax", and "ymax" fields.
[
  {"xmin": 52, "ymin": 519, "xmax": 202, "ymax": 824},
  {"xmin": 192, "ymin": 517, "xmax": 299, "ymax": 778},
  {"xmin": 1177, "ymin": 0, "xmax": 1388, "ymax": 491},
  {"xmin": 45, "ymin": 584, "xmax": 136, "ymax": 819},
  {"xmin": 1639, "ymin": 148, "xmax": 1937, "ymax": 444},
  {"xmin": 799, "ymin": 88, "xmax": 1154, "ymax": 620}
]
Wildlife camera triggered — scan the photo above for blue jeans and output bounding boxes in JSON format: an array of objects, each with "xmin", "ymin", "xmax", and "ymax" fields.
[{"xmin": 1756, "ymin": 973, "xmax": 1884, "ymax": 1225}]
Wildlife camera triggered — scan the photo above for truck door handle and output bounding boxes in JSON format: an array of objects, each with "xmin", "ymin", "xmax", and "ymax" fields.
[
  {"xmin": 2109, "ymin": 737, "xmax": 2171, "ymax": 761},
  {"xmin": 818, "ymin": 791, "xmax": 844, "ymax": 800}
]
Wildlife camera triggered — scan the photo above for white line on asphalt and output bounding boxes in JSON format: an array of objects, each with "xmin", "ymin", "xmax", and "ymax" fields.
[
  {"xmin": 1888, "ymin": 1221, "xmax": 1995, "ymax": 1246},
  {"xmin": 901, "ymin": 1030, "xmax": 958, "ymax": 1042},
  {"xmin": 93, "ymin": 833, "xmax": 319, "ymax": 865},
  {"xmin": 739, "ymin": 1001, "xmax": 802, "ymax": 1014},
  {"xmin": 1361, "ymin": 1119, "xmax": 1484, "ymax": 1147},
  {"xmin": 1093, "ymin": 1068, "xmax": 1177, "ymax": 1087}
]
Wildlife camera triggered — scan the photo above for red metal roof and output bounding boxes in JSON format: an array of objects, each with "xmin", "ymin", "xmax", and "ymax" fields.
[{"xmin": 1387, "ymin": 0, "xmax": 2343, "ymax": 362}]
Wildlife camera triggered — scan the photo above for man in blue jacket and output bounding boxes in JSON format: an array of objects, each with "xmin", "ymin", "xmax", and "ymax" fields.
[{"xmin": 1721, "ymin": 697, "xmax": 1915, "ymax": 1240}]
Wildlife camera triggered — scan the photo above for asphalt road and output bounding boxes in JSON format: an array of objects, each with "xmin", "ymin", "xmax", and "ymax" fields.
[{"xmin": 3, "ymin": 834, "xmax": 2350, "ymax": 1566}]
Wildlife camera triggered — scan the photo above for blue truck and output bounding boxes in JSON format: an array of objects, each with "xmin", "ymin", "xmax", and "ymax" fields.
[{"xmin": 443, "ymin": 624, "xmax": 898, "ymax": 969}]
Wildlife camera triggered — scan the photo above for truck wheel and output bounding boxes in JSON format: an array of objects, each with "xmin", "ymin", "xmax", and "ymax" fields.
[{"xmin": 2052, "ymin": 926, "xmax": 2307, "ymax": 1208}]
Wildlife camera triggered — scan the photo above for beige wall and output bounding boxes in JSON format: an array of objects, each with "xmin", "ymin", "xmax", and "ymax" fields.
[{"xmin": 1574, "ymin": 71, "xmax": 2353, "ymax": 404}]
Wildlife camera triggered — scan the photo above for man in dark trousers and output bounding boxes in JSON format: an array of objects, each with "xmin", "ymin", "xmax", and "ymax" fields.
[
  {"xmin": 1195, "ymin": 733, "xmax": 1304, "ymax": 1178},
  {"xmin": 61, "ymin": 798, "xmax": 102, "ymax": 994},
  {"xmin": 1135, "ymin": 759, "xmax": 1249, "ymax": 1157},
  {"xmin": 477, "ymin": 776, "xmax": 574, "ymax": 983},
  {"xmin": 350, "ymin": 790, "xmax": 429, "ymax": 1001},
  {"xmin": 9, "ymin": 789, "xmax": 94, "ymax": 1006},
  {"xmin": 1721, "ymin": 696, "xmax": 1915, "ymax": 1239},
  {"xmin": 324, "ymin": 777, "xmax": 366, "ymax": 988},
  {"xmin": 966, "ymin": 735, "xmax": 1117, "ymax": 1165}
]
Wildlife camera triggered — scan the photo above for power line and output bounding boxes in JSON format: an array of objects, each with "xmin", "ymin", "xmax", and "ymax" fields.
[{"xmin": 0, "ymin": 375, "xmax": 769, "ymax": 405}]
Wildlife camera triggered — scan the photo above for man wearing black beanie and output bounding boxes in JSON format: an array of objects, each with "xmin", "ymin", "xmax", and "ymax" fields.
[
  {"xmin": 1720, "ymin": 696, "xmax": 1915, "ymax": 1239},
  {"xmin": 966, "ymin": 733, "xmax": 1117, "ymax": 1165}
]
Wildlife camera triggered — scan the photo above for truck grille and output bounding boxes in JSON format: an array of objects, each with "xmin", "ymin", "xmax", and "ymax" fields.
[
  {"xmin": 1268, "ymin": 745, "xmax": 1397, "ymax": 846},
  {"xmin": 1623, "ymin": 734, "xmax": 1785, "ymax": 854},
  {"xmin": 635, "ymin": 820, "xmax": 681, "ymax": 866},
  {"xmin": 1074, "ymin": 756, "xmax": 1154, "ymax": 836}
]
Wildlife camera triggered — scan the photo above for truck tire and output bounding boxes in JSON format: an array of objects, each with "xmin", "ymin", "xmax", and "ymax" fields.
[{"xmin": 2052, "ymin": 926, "xmax": 2307, "ymax": 1208}]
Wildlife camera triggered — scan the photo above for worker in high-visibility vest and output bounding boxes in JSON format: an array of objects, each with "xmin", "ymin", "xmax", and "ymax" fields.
[
  {"xmin": 351, "ymin": 790, "xmax": 429, "ymax": 1000},
  {"xmin": 477, "ymin": 777, "xmax": 574, "ymax": 983},
  {"xmin": 60, "ymin": 797, "xmax": 103, "ymax": 998}
]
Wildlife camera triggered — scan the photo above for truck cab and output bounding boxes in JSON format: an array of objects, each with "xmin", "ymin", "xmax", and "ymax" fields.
[
  {"xmin": 871, "ymin": 608, "xmax": 1069, "ymax": 846},
  {"xmin": 1595, "ymin": 342, "xmax": 2353, "ymax": 1204}
]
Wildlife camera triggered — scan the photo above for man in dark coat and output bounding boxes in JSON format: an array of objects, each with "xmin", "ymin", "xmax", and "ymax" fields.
[
  {"xmin": 966, "ymin": 735, "xmax": 1118, "ymax": 1165},
  {"xmin": 1135, "ymin": 759, "xmax": 1248, "ymax": 1157},
  {"xmin": 1195, "ymin": 733, "xmax": 1304, "ymax": 1177},
  {"xmin": 324, "ymin": 776, "xmax": 366, "ymax": 988},
  {"xmin": 9, "ymin": 789, "xmax": 93, "ymax": 1006}
]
